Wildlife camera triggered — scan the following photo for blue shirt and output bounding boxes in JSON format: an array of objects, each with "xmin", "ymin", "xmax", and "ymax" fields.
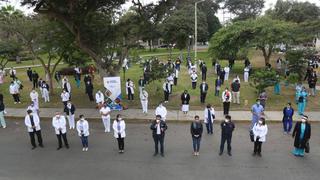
[
  {"xmin": 300, "ymin": 123, "xmax": 306, "ymax": 140},
  {"xmin": 251, "ymin": 104, "xmax": 264, "ymax": 124}
]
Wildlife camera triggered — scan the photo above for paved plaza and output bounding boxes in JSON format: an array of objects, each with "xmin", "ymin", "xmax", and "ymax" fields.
[{"xmin": 0, "ymin": 120, "xmax": 319, "ymax": 180}]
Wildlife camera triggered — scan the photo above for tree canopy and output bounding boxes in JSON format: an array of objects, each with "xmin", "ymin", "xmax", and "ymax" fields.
[{"xmin": 222, "ymin": 0, "xmax": 265, "ymax": 21}]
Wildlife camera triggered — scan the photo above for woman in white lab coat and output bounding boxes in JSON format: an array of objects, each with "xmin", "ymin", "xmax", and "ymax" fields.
[
  {"xmin": 112, "ymin": 114, "xmax": 126, "ymax": 153},
  {"xmin": 252, "ymin": 117, "xmax": 268, "ymax": 157},
  {"xmin": 76, "ymin": 115, "xmax": 90, "ymax": 151}
]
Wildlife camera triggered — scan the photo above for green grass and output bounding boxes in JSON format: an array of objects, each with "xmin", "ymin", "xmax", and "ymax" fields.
[{"xmin": 1, "ymin": 49, "xmax": 318, "ymax": 111}]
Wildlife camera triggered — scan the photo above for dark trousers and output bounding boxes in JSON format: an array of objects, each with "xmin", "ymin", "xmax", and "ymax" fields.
[
  {"xmin": 33, "ymin": 80, "xmax": 38, "ymax": 89},
  {"xmin": 28, "ymin": 75, "xmax": 32, "ymax": 82},
  {"xmin": 164, "ymin": 91, "xmax": 169, "ymax": 101},
  {"xmin": 192, "ymin": 137, "xmax": 201, "ymax": 152},
  {"xmin": 254, "ymin": 141, "xmax": 262, "ymax": 154},
  {"xmin": 87, "ymin": 92, "xmax": 94, "ymax": 101},
  {"xmin": 200, "ymin": 93, "xmax": 207, "ymax": 103},
  {"xmin": 174, "ymin": 77, "xmax": 178, "ymax": 85},
  {"xmin": 117, "ymin": 134, "xmax": 124, "ymax": 150},
  {"xmin": 80, "ymin": 135, "xmax": 88, "ymax": 148},
  {"xmin": 215, "ymin": 88, "xmax": 220, "ymax": 96},
  {"xmin": 29, "ymin": 130, "xmax": 43, "ymax": 147},
  {"xmin": 223, "ymin": 102, "xmax": 230, "ymax": 115},
  {"xmin": 206, "ymin": 122, "xmax": 213, "ymax": 134},
  {"xmin": 202, "ymin": 73, "xmax": 206, "ymax": 81},
  {"xmin": 62, "ymin": 101, "xmax": 68, "ymax": 108},
  {"xmin": 220, "ymin": 135, "xmax": 232, "ymax": 153},
  {"xmin": 128, "ymin": 89, "xmax": 134, "ymax": 100},
  {"xmin": 12, "ymin": 94, "xmax": 20, "ymax": 103},
  {"xmin": 57, "ymin": 133, "xmax": 69, "ymax": 148},
  {"xmin": 153, "ymin": 135, "xmax": 164, "ymax": 154},
  {"xmin": 192, "ymin": 82, "xmax": 197, "ymax": 89},
  {"xmin": 283, "ymin": 119, "xmax": 292, "ymax": 133}
]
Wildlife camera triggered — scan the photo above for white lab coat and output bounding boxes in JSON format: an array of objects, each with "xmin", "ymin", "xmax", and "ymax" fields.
[
  {"xmin": 95, "ymin": 92, "xmax": 105, "ymax": 104},
  {"xmin": 222, "ymin": 90, "xmax": 232, "ymax": 102},
  {"xmin": 9, "ymin": 84, "xmax": 19, "ymax": 94},
  {"xmin": 112, "ymin": 120, "xmax": 126, "ymax": 138},
  {"xmin": 155, "ymin": 106, "xmax": 167, "ymax": 121},
  {"xmin": 190, "ymin": 73, "xmax": 198, "ymax": 82},
  {"xmin": 224, "ymin": 67, "xmax": 230, "ymax": 80},
  {"xmin": 252, "ymin": 123, "xmax": 268, "ymax": 142},
  {"xmin": 204, "ymin": 107, "xmax": 215, "ymax": 124},
  {"xmin": 30, "ymin": 91, "xmax": 39, "ymax": 109},
  {"xmin": 126, "ymin": 81, "xmax": 135, "ymax": 94},
  {"xmin": 76, "ymin": 120, "xmax": 90, "ymax": 137},
  {"xmin": 61, "ymin": 92, "xmax": 70, "ymax": 102},
  {"xmin": 24, "ymin": 113, "xmax": 41, "ymax": 132},
  {"xmin": 52, "ymin": 116, "xmax": 67, "ymax": 134}
]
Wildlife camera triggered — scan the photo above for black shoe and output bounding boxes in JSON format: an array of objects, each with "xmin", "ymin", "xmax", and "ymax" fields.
[
  {"xmin": 257, "ymin": 153, "xmax": 262, "ymax": 157},
  {"xmin": 219, "ymin": 152, "xmax": 223, "ymax": 156},
  {"xmin": 65, "ymin": 145, "xmax": 69, "ymax": 149},
  {"xmin": 153, "ymin": 153, "xmax": 158, "ymax": 156},
  {"xmin": 160, "ymin": 153, "xmax": 165, "ymax": 157},
  {"xmin": 31, "ymin": 146, "xmax": 36, "ymax": 150},
  {"xmin": 39, "ymin": 144, "xmax": 44, "ymax": 148},
  {"xmin": 57, "ymin": 147, "xmax": 62, "ymax": 150},
  {"xmin": 252, "ymin": 152, "xmax": 256, "ymax": 156},
  {"xmin": 228, "ymin": 152, "xmax": 232, "ymax": 156}
]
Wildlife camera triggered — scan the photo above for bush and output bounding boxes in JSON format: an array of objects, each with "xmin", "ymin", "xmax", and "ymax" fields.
[
  {"xmin": 59, "ymin": 65, "xmax": 95, "ymax": 76},
  {"xmin": 250, "ymin": 69, "xmax": 280, "ymax": 93}
]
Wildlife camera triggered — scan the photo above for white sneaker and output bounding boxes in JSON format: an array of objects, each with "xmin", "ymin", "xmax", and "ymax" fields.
[
  {"xmin": 82, "ymin": 148, "xmax": 85, "ymax": 151},
  {"xmin": 3, "ymin": 126, "xmax": 6, "ymax": 129},
  {"xmin": 85, "ymin": 148, "xmax": 88, "ymax": 151},
  {"xmin": 14, "ymin": 102, "xmax": 17, "ymax": 104}
]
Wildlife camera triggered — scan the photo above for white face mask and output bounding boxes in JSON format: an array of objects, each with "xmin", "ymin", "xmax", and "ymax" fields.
[
  {"xmin": 117, "ymin": 118, "xmax": 122, "ymax": 121},
  {"xmin": 56, "ymin": 115, "xmax": 60, "ymax": 119},
  {"xmin": 225, "ymin": 119, "xmax": 229, "ymax": 122},
  {"xmin": 258, "ymin": 121, "xmax": 263, "ymax": 124},
  {"xmin": 301, "ymin": 119, "xmax": 306, "ymax": 123}
]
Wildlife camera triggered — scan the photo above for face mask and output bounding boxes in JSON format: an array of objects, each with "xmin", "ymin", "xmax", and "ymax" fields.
[
  {"xmin": 257, "ymin": 102, "xmax": 260, "ymax": 105},
  {"xmin": 225, "ymin": 119, "xmax": 229, "ymax": 122},
  {"xmin": 156, "ymin": 119, "xmax": 160, "ymax": 123},
  {"xmin": 117, "ymin": 118, "xmax": 122, "ymax": 121},
  {"xmin": 258, "ymin": 121, "xmax": 263, "ymax": 124},
  {"xmin": 56, "ymin": 115, "xmax": 60, "ymax": 119},
  {"xmin": 301, "ymin": 119, "xmax": 306, "ymax": 123}
]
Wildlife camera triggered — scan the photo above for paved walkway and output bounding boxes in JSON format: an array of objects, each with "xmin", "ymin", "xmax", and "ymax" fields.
[{"xmin": 5, "ymin": 108, "xmax": 320, "ymax": 122}]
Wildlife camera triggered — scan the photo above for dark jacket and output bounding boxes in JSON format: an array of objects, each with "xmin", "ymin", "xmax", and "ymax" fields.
[
  {"xmin": 85, "ymin": 83, "xmax": 94, "ymax": 94},
  {"xmin": 201, "ymin": 65, "xmax": 207, "ymax": 74},
  {"xmin": 32, "ymin": 73, "xmax": 39, "ymax": 81},
  {"xmin": 190, "ymin": 122, "xmax": 203, "ymax": 138},
  {"xmin": 138, "ymin": 79, "xmax": 146, "ymax": 87},
  {"xmin": 200, "ymin": 83, "xmax": 209, "ymax": 93},
  {"xmin": 292, "ymin": 122, "xmax": 311, "ymax": 149},
  {"xmin": 64, "ymin": 104, "xmax": 76, "ymax": 115},
  {"xmin": 27, "ymin": 69, "xmax": 32, "ymax": 77},
  {"xmin": 221, "ymin": 121, "xmax": 235, "ymax": 137},
  {"xmin": 231, "ymin": 82, "xmax": 240, "ymax": 92},
  {"xmin": 0, "ymin": 101, "xmax": 4, "ymax": 111},
  {"xmin": 282, "ymin": 107, "xmax": 294, "ymax": 121},
  {"xmin": 215, "ymin": 79, "xmax": 222, "ymax": 88},
  {"xmin": 181, "ymin": 93, "xmax": 190, "ymax": 105},
  {"xmin": 84, "ymin": 75, "xmax": 92, "ymax": 84},
  {"xmin": 150, "ymin": 120, "xmax": 168, "ymax": 136}
]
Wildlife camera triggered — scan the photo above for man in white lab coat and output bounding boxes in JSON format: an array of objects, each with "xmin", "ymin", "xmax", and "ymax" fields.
[
  {"xmin": 52, "ymin": 112, "xmax": 69, "ymax": 150},
  {"xmin": 24, "ymin": 110, "xmax": 43, "ymax": 150},
  {"xmin": 95, "ymin": 90, "xmax": 105, "ymax": 108},
  {"xmin": 29, "ymin": 89, "xmax": 39, "ymax": 111},
  {"xmin": 100, "ymin": 103, "xmax": 111, "ymax": 132},
  {"xmin": 155, "ymin": 102, "xmax": 167, "ymax": 121},
  {"xmin": 60, "ymin": 90, "xmax": 70, "ymax": 107}
]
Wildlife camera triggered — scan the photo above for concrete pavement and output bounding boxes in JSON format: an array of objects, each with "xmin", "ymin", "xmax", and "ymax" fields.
[
  {"xmin": 0, "ymin": 121, "xmax": 319, "ymax": 180},
  {"xmin": 4, "ymin": 108, "xmax": 320, "ymax": 121}
]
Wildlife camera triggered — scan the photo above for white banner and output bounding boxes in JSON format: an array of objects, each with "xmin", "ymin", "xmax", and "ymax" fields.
[{"xmin": 103, "ymin": 77, "xmax": 122, "ymax": 110}]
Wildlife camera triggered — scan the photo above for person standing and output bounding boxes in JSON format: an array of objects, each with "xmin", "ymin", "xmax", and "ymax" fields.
[
  {"xmin": 150, "ymin": 115, "xmax": 168, "ymax": 157},
  {"xmin": 181, "ymin": 90, "xmax": 190, "ymax": 114},
  {"xmin": 30, "ymin": 89, "xmax": 39, "ymax": 113},
  {"xmin": 252, "ymin": 118, "xmax": 268, "ymax": 157},
  {"xmin": 220, "ymin": 69, "xmax": 225, "ymax": 84},
  {"xmin": 74, "ymin": 66, "xmax": 81, "ymax": 88},
  {"xmin": 113, "ymin": 114, "xmax": 126, "ymax": 153},
  {"xmin": 38, "ymin": 78, "xmax": 44, "ymax": 97},
  {"xmin": 204, "ymin": 104, "xmax": 215, "ymax": 134},
  {"xmin": 283, "ymin": 103, "xmax": 294, "ymax": 134},
  {"xmin": 201, "ymin": 62, "xmax": 207, "ymax": 81},
  {"xmin": 76, "ymin": 114, "xmax": 89, "ymax": 151},
  {"xmin": 155, "ymin": 102, "xmax": 167, "ymax": 121},
  {"xmin": 215, "ymin": 76, "xmax": 222, "ymax": 96},
  {"xmin": 200, "ymin": 81, "xmax": 209, "ymax": 104},
  {"xmin": 60, "ymin": 90, "xmax": 70, "ymax": 108},
  {"xmin": 54, "ymin": 71, "xmax": 61, "ymax": 88},
  {"xmin": 95, "ymin": 90, "xmax": 105, "ymax": 109},
  {"xmin": 140, "ymin": 89, "xmax": 148, "ymax": 114},
  {"xmin": 9, "ymin": 81, "xmax": 21, "ymax": 104},
  {"xmin": 274, "ymin": 75, "xmax": 281, "ymax": 95},
  {"xmin": 27, "ymin": 102, "xmax": 37, "ymax": 114},
  {"xmin": 62, "ymin": 77, "xmax": 71, "ymax": 95},
  {"xmin": 163, "ymin": 80, "xmax": 171, "ymax": 103},
  {"xmin": 251, "ymin": 99, "xmax": 264, "ymax": 129},
  {"xmin": 0, "ymin": 98, "xmax": 6, "ymax": 128},
  {"xmin": 64, "ymin": 101, "xmax": 76, "ymax": 129},
  {"xmin": 259, "ymin": 90, "xmax": 267, "ymax": 109},
  {"xmin": 126, "ymin": 79, "xmax": 135, "ymax": 101},
  {"xmin": 100, "ymin": 103, "xmax": 111, "ymax": 133},
  {"xmin": 224, "ymin": 66, "xmax": 230, "ymax": 81},
  {"xmin": 9, "ymin": 67, "xmax": 16, "ymax": 80},
  {"xmin": 32, "ymin": 71, "xmax": 39, "ymax": 89},
  {"xmin": 24, "ymin": 110, "xmax": 43, "ymax": 149},
  {"xmin": 307, "ymin": 71, "xmax": 317, "ymax": 96},
  {"xmin": 27, "ymin": 67, "xmax": 33, "ymax": 82},
  {"xmin": 41, "ymin": 81, "xmax": 50, "ymax": 102},
  {"xmin": 85, "ymin": 81, "xmax": 94, "ymax": 101},
  {"xmin": 190, "ymin": 115, "xmax": 203, "ymax": 156},
  {"xmin": 292, "ymin": 115, "xmax": 311, "ymax": 157},
  {"xmin": 88, "ymin": 64, "xmax": 95, "ymax": 80},
  {"xmin": 83, "ymin": 74, "xmax": 92, "ymax": 84},
  {"xmin": 190, "ymin": 71, "xmax": 198, "ymax": 89},
  {"xmin": 138, "ymin": 76, "xmax": 146, "ymax": 93},
  {"xmin": 231, "ymin": 80, "xmax": 241, "ymax": 104},
  {"xmin": 222, "ymin": 88, "xmax": 232, "ymax": 115},
  {"xmin": 219, "ymin": 115, "xmax": 235, "ymax": 156},
  {"xmin": 244, "ymin": 66, "xmax": 250, "ymax": 82},
  {"xmin": 297, "ymin": 87, "xmax": 308, "ymax": 115},
  {"xmin": 52, "ymin": 112, "xmax": 69, "ymax": 150}
]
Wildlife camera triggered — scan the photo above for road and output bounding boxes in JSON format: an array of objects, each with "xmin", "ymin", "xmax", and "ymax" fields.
[{"xmin": 0, "ymin": 120, "xmax": 319, "ymax": 180}]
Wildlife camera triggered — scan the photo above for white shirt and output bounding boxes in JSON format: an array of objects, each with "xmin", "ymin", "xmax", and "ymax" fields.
[
  {"xmin": 27, "ymin": 105, "xmax": 37, "ymax": 114},
  {"xmin": 224, "ymin": 67, "xmax": 230, "ymax": 73},
  {"xmin": 100, "ymin": 106, "xmax": 111, "ymax": 119},
  {"xmin": 253, "ymin": 123, "xmax": 268, "ymax": 142},
  {"xmin": 52, "ymin": 115, "xmax": 67, "ymax": 134},
  {"xmin": 24, "ymin": 113, "xmax": 41, "ymax": 132},
  {"xmin": 95, "ymin": 92, "xmax": 105, "ymax": 104},
  {"xmin": 155, "ymin": 106, "xmax": 167, "ymax": 120},
  {"xmin": 61, "ymin": 92, "xmax": 70, "ymax": 102},
  {"xmin": 76, "ymin": 120, "xmax": 90, "ymax": 136},
  {"xmin": 156, "ymin": 123, "xmax": 161, "ymax": 135},
  {"xmin": 9, "ymin": 84, "xmax": 19, "ymax": 94},
  {"xmin": 30, "ymin": 91, "xmax": 39, "ymax": 101},
  {"xmin": 112, "ymin": 120, "xmax": 126, "ymax": 138},
  {"xmin": 190, "ymin": 73, "xmax": 198, "ymax": 82}
]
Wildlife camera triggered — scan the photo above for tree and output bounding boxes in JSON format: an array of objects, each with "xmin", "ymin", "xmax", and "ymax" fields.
[
  {"xmin": 0, "ymin": 39, "xmax": 22, "ymax": 69},
  {"xmin": 209, "ymin": 17, "xmax": 294, "ymax": 65},
  {"xmin": 20, "ymin": 0, "xmax": 131, "ymax": 77},
  {"xmin": 250, "ymin": 69, "xmax": 280, "ymax": 93},
  {"xmin": 222, "ymin": 0, "xmax": 265, "ymax": 21}
]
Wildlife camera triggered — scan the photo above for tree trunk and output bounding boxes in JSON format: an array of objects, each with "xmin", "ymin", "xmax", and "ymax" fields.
[{"xmin": 260, "ymin": 46, "xmax": 273, "ymax": 66}]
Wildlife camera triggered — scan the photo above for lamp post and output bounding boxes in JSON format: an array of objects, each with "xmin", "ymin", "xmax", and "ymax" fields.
[
  {"xmin": 187, "ymin": 35, "xmax": 192, "ymax": 61},
  {"xmin": 194, "ymin": 0, "xmax": 205, "ymax": 62}
]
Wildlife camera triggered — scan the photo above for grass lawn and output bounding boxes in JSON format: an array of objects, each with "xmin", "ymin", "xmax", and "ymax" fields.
[{"xmin": 0, "ymin": 49, "xmax": 318, "ymax": 112}]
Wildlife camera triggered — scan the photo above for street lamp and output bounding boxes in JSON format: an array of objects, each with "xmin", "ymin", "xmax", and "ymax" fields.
[
  {"xmin": 194, "ymin": 0, "xmax": 205, "ymax": 62},
  {"xmin": 187, "ymin": 35, "xmax": 193, "ymax": 61}
]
